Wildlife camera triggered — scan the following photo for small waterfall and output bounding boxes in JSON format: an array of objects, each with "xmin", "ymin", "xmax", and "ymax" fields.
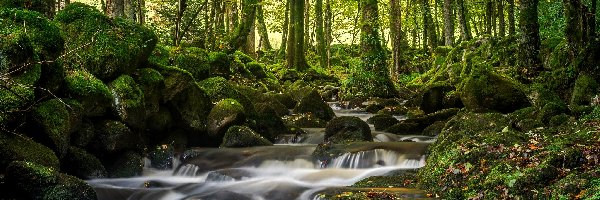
[
  {"xmin": 175, "ymin": 164, "xmax": 200, "ymax": 176},
  {"xmin": 329, "ymin": 149, "xmax": 424, "ymax": 169}
]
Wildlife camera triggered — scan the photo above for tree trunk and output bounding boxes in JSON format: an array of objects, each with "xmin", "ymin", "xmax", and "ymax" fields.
[
  {"xmin": 245, "ymin": 19, "xmax": 256, "ymax": 56},
  {"xmin": 286, "ymin": 0, "xmax": 308, "ymax": 70},
  {"xmin": 422, "ymin": 0, "xmax": 436, "ymax": 53},
  {"xmin": 279, "ymin": 0, "xmax": 290, "ymax": 57},
  {"xmin": 443, "ymin": 0, "xmax": 454, "ymax": 45},
  {"xmin": 325, "ymin": 0, "xmax": 332, "ymax": 67},
  {"xmin": 174, "ymin": 0, "xmax": 187, "ymax": 46},
  {"xmin": 226, "ymin": 0, "xmax": 258, "ymax": 53},
  {"xmin": 227, "ymin": 0, "xmax": 239, "ymax": 33},
  {"xmin": 485, "ymin": 0, "xmax": 493, "ymax": 35},
  {"xmin": 315, "ymin": 0, "xmax": 326, "ymax": 68},
  {"xmin": 498, "ymin": 0, "xmax": 505, "ymax": 37},
  {"xmin": 507, "ymin": 0, "xmax": 515, "ymax": 35},
  {"xmin": 517, "ymin": 0, "xmax": 541, "ymax": 79},
  {"xmin": 390, "ymin": 0, "xmax": 403, "ymax": 76},
  {"xmin": 456, "ymin": 0, "xmax": 471, "ymax": 40},
  {"xmin": 304, "ymin": 0, "xmax": 311, "ymax": 49},
  {"xmin": 106, "ymin": 0, "xmax": 124, "ymax": 18},
  {"xmin": 256, "ymin": 0, "xmax": 272, "ymax": 51},
  {"xmin": 352, "ymin": 1, "xmax": 361, "ymax": 45}
]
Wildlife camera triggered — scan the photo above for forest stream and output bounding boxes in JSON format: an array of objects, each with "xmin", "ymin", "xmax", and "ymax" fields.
[{"xmin": 88, "ymin": 104, "xmax": 433, "ymax": 200}]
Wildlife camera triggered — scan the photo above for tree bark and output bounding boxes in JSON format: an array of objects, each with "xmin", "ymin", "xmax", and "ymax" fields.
[
  {"xmin": 517, "ymin": 0, "xmax": 541, "ymax": 79},
  {"xmin": 286, "ymin": 0, "xmax": 308, "ymax": 70},
  {"xmin": 304, "ymin": 0, "xmax": 311, "ymax": 49},
  {"xmin": 245, "ymin": 19, "xmax": 256, "ymax": 56},
  {"xmin": 443, "ymin": 0, "xmax": 454, "ymax": 45},
  {"xmin": 390, "ymin": 0, "xmax": 403, "ymax": 75},
  {"xmin": 507, "ymin": 0, "xmax": 515, "ymax": 35},
  {"xmin": 174, "ymin": 0, "xmax": 187, "ymax": 46},
  {"xmin": 422, "ymin": 0, "xmax": 436, "ymax": 53},
  {"xmin": 226, "ymin": 0, "xmax": 258, "ymax": 53},
  {"xmin": 279, "ymin": 0, "xmax": 290, "ymax": 57},
  {"xmin": 315, "ymin": 0, "xmax": 326, "ymax": 68},
  {"xmin": 498, "ymin": 0, "xmax": 505, "ymax": 37},
  {"xmin": 485, "ymin": 0, "xmax": 493, "ymax": 35},
  {"xmin": 227, "ymin": 0, "xmax": 239, "ymax": 34},
  {"xmin": 456, "ymin": 0, "xmax": 471, "ymax": 40},
  {"xmin": 325, "ymin": 0, "xmax": 332, "ymax": 67},
  {"xmin": 256, "ymin": 0, "xmax": 272, "ymax": 51},
  {"xmin": 106, "ymin": 0, "xmax": 124, "ymax": 18}
]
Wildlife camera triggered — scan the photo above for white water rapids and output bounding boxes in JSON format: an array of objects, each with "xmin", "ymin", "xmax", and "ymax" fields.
[{"xmin": 87, "ymin": 104, "xmax": 434, "ymax": 200}]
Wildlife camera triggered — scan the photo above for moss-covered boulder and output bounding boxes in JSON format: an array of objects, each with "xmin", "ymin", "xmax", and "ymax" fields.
[
  {"xmin": 460, "ymin": 71, "xmax": 530, "ymax": 113},
  {"xmin": 220, "ymin": 126, "xmax": 273, "ymax": 147},
  {"xmin": 199, "ymin": 76, "xmax": 254, "ymax": 113},
  {"xmin": 70, "ymin": 119, "xmax": 95, "ymax": 148},
  {"xmin": 385, "ymin": 122, "xmax": 421, "ymax": 135},
  {"xmin": 64, "ymin": 69, "xmax": 112, "ymax": 116},
  {"xmin": 570, "ymin": 74, "xmax": 598, "ymax": 106},
  {"xmin": 324, "ymin": 116, "xmax": 372, "ymax": 143},
  {"xmin": 368, "ymin": 114, "xmax": 400, "ymax": 131},
  {"xmin": 341, "ymin": 71, "xmax": 398, "ymax": 99},
  {"xmin": 293, "ymin": 89, "xmax": 335, "ymax": 121},
  {"xmin": 5, "ymin": 161, "xmax": 96, "ymax": 200},
  {"xmin": 208, "ymin": 51, "xmax": 231, "ymax": 78},
  {"xmin": 55, "ymin": 2, "xmax": 157, "ymax": 80},
  {"xmin": 105, "ymin": 151, "xmax": 143, "ymax": 178},
  {"xmin": 109, "ymin": 75, "xmax": 146, "ymax": 129},
  {"xmin": 0, "ymin": 131, "xmax": 59, "ymax": 170},
  {"xmin": 88, "ymin": 120, "xmax": 143, "ymax": 155},
  {"xmin": 144, "ymin": 106, "xmax": 174, "ymax": 144},
  {"xmin": 403, "ymin": 108, "xmax": 460, "ymax": 130},
  {"xmin": 31, "ymin": 98, "xmax": 71, "ymax": 157},
  {"xmin": 419, "ymin": 85, "xmax": 457, "ymax": 114},
  {"xmin": 0, "ymin": 0, "xmax": 53, "ymax": 17},
  {"xmin": 133, "ymin": 68, "xmax": 164, "ymax": 115},
  {"xmin": 169, "ymin": 83, "xmax": 212, "ymax": 132},
  {"xmin": 422, "ymin": 121, "xmax": 446, "ymax": 136},
  {"xmin": 283, "ymin": 113, "xmax": 328, "ymax": 128},
  {"xmin": 148, "ymin": 145, "xmax": 173, "ymax": 170},
  {"xmin": 159, "ymin": 65, "xmax": 195, "ymax": 101},
  {"xmin": 207, "ymin": 99, "xmax": 246, "ymax": 144},
  {"xmin": 246, "ymin": 62, "xmax": 267, "ymax": 79},
  {"xmin": 171, "ymin": 47, "xmax": 210, "ymax": 80},
  {"xmin": 266, "ymin": 92, "xmax": 297, "ymax": 109},
  {"xmin": 60, "ymin": 146, "xmax": 106, "ymax": 179},
  {"xmin": 249, "ymin": 103, "xmax": 290, "ymax": 141}
]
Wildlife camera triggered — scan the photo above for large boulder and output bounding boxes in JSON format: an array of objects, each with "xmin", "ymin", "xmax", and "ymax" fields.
[
  {"xmin": 0, "ymin": 131, "xmax": 59, "ymax": 170},
  {"xmin": 460, "ymin": 71, "xmax": 530, "ymax": 113},
  {"xmin": 220, "ymin": 126, "xmax": 273, "ymax": 148},
  {"xmin": 293, "ymin": 89, "xmax": 335, "ymax": 121},
  {"xmin": 31, "ymin": 99, "xmax": 71, "ymax": 157},
  {"xmin": 60, "ymin": 146, "xmax": 107, "ymax": 180},
  {"xmin": 324, "ymin": 116, "xmax": 372, "ymax": 143},
  {"xmin": 5, "ymin": 161, "xmax": 96, "ymax": 200},
  {"xmin": 250, "ymin": 103, "xmax": 290, "ymax": 141},
  {"xmin": 70, "ymin": 119, "xmax": 95, "ymax": 148},
  {"xmin": 55, "ymin": 2, "xmax": 157, "ymax": 80},
  {"xmin": 105, "ymin": 151, "xmax": 143, "ymax": 178},
  {"xmin": 199, "ymin": 77, "xmax": 254, "ymax": 114},
  {"xmin": 109, "ymin": 75, "xmax": 146, "ymax": 129},
  {"xmin": 133, "ymin": 68, "xmax": 164, "ymax": 115},
  {"xmin": 367, "ymin": 114, "xmax": 399, "ymax": 131},
  {"xmin": 64, "ymin": 69, "xmax": 113, "ymax": 116},
  {"xmin": 171, "ymin": 47, "xmax": 210, "ymax": 80},
  {"xmin": 570, "ymin": 74, "xmax": 598, "ymax": 106},
  {"xmin": 88, "ymin": 120, "xmax": 143, "ymax": 155},
  {"xmin": 207, "ymin": 99, "xmax": 246, "ymax": 144}
]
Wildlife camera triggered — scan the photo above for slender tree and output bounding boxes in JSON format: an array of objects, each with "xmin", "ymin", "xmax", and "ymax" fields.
[
  {"xmin": 315, "ymin": 0, "xmax": 327, "ymax": 68},
  {"xmin": 174, "ymin": 0, "xmax": 187, "ymax": 46},
  {"xmin": 325, "ymin": 0, "xmax": 332, "ymax": 67},
  {"xmin": 256, "ymin": 0, "xmax": 272, "ymax": 51},
  {"xmin": 390, "ymin": 0, "xmax": 403, "ymax": 75},
  {"xmin": 422, "ymin": 0, "xmax": 436, "ymax": 53},
  {"xmin": 279, "ymin": 0, "xmax": 290, "ymax": 57},
  {"xmin": 286, "ymin": 0, "xmax": 308, "ymax": 70},
  {"xmin": 304, "ymin": 0, "xmax": 311, "ymax": 49},
  {"xmin": 498, "ymin": 0, "xmax": 505, "ymax": 37},
  {"xmin": 106, "ymin": 0, "xmax": 124, "ymax": 18},
  {"xmin": 443, "ymin": 0, "xmax": 454, "ymax": 45},
  {"xmin": 517, "ymin": 0, "xmax": 541, "ymax": 79},
  {"xmin": 507, "ymin": 0, "xmax": 515, "ymax": 35},
  {"xmin": 485, "ymin": 0, "xmax": 493, "ymax": 35}
]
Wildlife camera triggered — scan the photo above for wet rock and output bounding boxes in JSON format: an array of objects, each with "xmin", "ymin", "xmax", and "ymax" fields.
[
  {"xmin": 385, "ymin": 123, "xmax": 421, "ymax": 135},
  {"xmin": 220, "ymin": 126, "xmax": 273, "ymax": 148},
  {"xmin": 460, "ymin": 71, "xmax": 530, "ymax": 113},
  {"xmin": 88, "ymin": 120, "xmax": 143, "ymax": 155},
  {"xmin": 31, "ymin": 98, "xmax": 71, "ymax": 157},
  {"xmin": 148, "ymin": 145, "xmax": 174, "ymax": 170},
  {"xmin": 168, "ymin": 82, "xmax": 212, "ymax": 132},
  {"xmin": 109, "ymin": 75, "xmax": 146, "ymax": 129},
  {"xmin": 283, "ymin": 113, "xmax": 328, "ymax": 128},
  {"xmin": 199, "ymin": 77, "xmax": 255, "ymax": 114},
  {"xmin": 105, "ymin": 151, "xmax": 144, "ymax": 178},
  {"xmin": 325, "ymin": 116, "xmax": 372, "ymax": 143},
  {"xmin": 61, "ymin": 146, "xmax": 107, "ymax": 179},
  {"xmin": 144, "ymin": 106, "xmax": 174, "ymax": 143},
  {"xmin": 368, "ymin": 114, "xmax": 400, "ymax": 131},
  {"xmin": 55, "ymin": 2, "xmax": 157, "ymax": 80},
  {"xmin": 133, "ymin": 68, "xmax": 164, "ymax": 116},
  {"xmin": 250, "ymin": 104, "xmax": 290, "ymax": 141},
  {"xmin": 294, "ymin": 89, "xmax": 335, "ymax": 121},
  {"xmin": 207, "ymin": 99, "xmax": 246, "ymax": 144},
  {"xmin": 5, "ymin": 161, "xmax": 96, "ymax": 200},
  {"xmin": 403, "ymin": 108, "xmax": 460, "ymax": 130},
  {"xmin": 0, "ymin": 131, "xmax": 60, "ymax": 170},
  {"xmin": 70, "ymin": 119, "xmax": 95, "ymax": 148}
]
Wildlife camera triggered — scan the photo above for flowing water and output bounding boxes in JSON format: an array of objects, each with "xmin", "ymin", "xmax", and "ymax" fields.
[{"xmin": 88, "ymin": 103, "xmax": 435, "ymax": 200}]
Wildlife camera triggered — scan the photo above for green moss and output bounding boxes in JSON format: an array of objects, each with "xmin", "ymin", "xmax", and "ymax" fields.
[
  {"xmin": 208, "ymin": 51, "xmax": 231, "ymax": 78},
  {"xmin": 341, "ymin": 71, "xmax": 398, "ymax": 99},
  {"xmin": 64, "ymin": 69, "xmax": 112, "ymax": 116},
  {"xmin": 460, "ymin": 70, "xmax": 530, "ymax": 113},
  {"xmin": 220, "ymin": 125, "xmax": 272, "ymax": 147},
  {"xmin": 0, "ymin": 0, "xmax": 53, "ymax": 15},
  {"xmin": 294, "ymin": 89, "xmax": 335, "ymax": 121},
  {"xmin": 246, "ymin": 61, "xmax": 267, "ymax": 79},
  {"xmin": 0, "ymin": 8, "xmax": 64, "ymax": 58},
  {"xmin": 0, "ymin": 132, "xmax": 60, "ymax": 170},
  {"xmin": 148, "ymin": 45, "xmax": 170, "ymax": 66},
  {"xmin": 133, "ymin": 68, "xmax": 164, "ymax": 114},
  {"xmin": 5, "ymin": 161, "xmax": 96, "ymax": 200},
  {"xmin": 580, "ymin": 106, "xmax": 600, "ymax": 122},
  {"xmin": 70, "ymin": 120, "xmax": 94, "ymax": 148},
  {"xmin": 367, "ymin": 114, "xmax": 399, "ymax": 131},
  {"xmin": 199, "ymin": 77, "xmax": 254, "ymax": 114},
  {"xmin": 325, "ymin": 116, "xmax": 372, "ymax": 143},
  {"xmin": 55, "ymin": 2, "xmax": 157, "ymax": 80},
  {"xmin": 89, "ymin": 120, "xmax": 143, "ymax": 154},
  {"xmin": 169, "ymin": 83, "xmax": 212, "ymax": 131},
  {"xmin": 249, "ymin": 103, "xmax": 290, "ymax": 141},
  {"xmin": 233, "ymin": 51, "xmax": 255, "ymax": 64},
  {"xmin": 109, "ymin": 75, "xmax": 145, "ymax": 128},
  {"xmin": 32, "ymin": 98, "xmax": 70, "ymax": 157},
  {"xmin": 171, "ymin": 47, "xmax": 210, "ymax": 80},
  {"xmin": 207, "ymin": 98, "xmax": 246, "ymax": 143},
  {"xmin": 570, "ymin": 74, "xmax": 598, "ymax": 106},
  {"xmin": 61, "ymin": 146, "xmax": 106, "ymax": 179}
]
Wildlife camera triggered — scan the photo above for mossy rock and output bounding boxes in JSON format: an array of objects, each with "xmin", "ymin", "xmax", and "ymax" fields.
[
  {"xmin": 31, "ymin": 98, "xmax": 71, "ymax": 157},
  {"xmin": 199, "ymin": 76, "xmax": 254, "ymax": 114},
  {"xmin": 283, "ymin": 113, "xmax": 328, "ymax": 128},
  {"xmin": 403, "ymin": 108, "xmax": 460, "ymax": 130},
  {"xmin": 109, "ymin": 75, "xmax": 146, "ymax": 129},
  {"xmin": 368, "ymin": 114, "xmax": 399, "ymax": 131},
  {"xmin": 249, "ymin": 103, "xmax": 290, "ymax": 141},
  {"xmin": 88, "ymin": 120, "xmax": 143, "ymax": 155},
  {"xmin": 148, "ymin": 44, "xmax": 170, "ymax": 66},
  {"xmin": 70, "ymin": 119, "xmax": 94, "ymax": 148},
  {"xmin": 0, "ymin": 131, "xmax": 59, "ymax": 170},
  {"xmin": 133, "ymin": 68, "xmax": 165, "ymax": 115},
  {"xmin": 420, "ymin": 85, "xmax": 457, "ymax": 114},
  {"xmin": 0, "ymin": 8, "xmax": 64, "ymax": 59},
  {"xmin": 158, "ymin": 65, "xmax": 195, "ymax": 101},
  {"xmin": 266, "ymin": 92, "xmax": 297, "ymax": 109},
  {"xmin": 208, "ymin": 51, "xmax": 231, "ymax": 78},
  {"xmin": 169, "ymin": 82, "xmax": 212, "ymax": 132},
  {"xmin": 0, "ymin": 0, "xmax": 53, "ymax": 17},
  {"xmin": 294, "ymin": 89, "xmax": 335, "ymax": 121},
  {"xmin": 460, "ymin": 70, "xmax": 530, "ymax": 113},
  {"xmin": 422, "ymin": 121, "xmax": 446, "ymax": 136},
  {"xmin": 385, "ymin": 122, "xmax": 421, "ymax": 135},
  {"xmin": 570, "ymin": 74, "xmax": 598, "ymax": 106},
  {"xmin": 341, "ymin": 71, "xmax": 398, "ymax": 99},
  {"xmin": 220, "ymin": 125, "xmax": 273, "ymax": 148},
  {"xmin": 5, "ymin": 161, "xmax": 96, "ymax": 200},
  {"xmin": 207, "ymin": 99, "xmax": 246, "ymax": 145},
  {"xmin": 246, "ymin": 62, "xmax": 267, "ymax": 79},
  {"xmin": 171, "ymin": 47, "xmax": 210, "ymax": 80},
  {"xmin": 144, "ymin": 106, "xmax": 174, "ymax": 144},
  {"xmin": 105, "ymin": 151, "xmax": 143, "ymax": 178},
  {"xmin": 55, "ymin": 2, "xmax": 157, "ymax": 80},
  {"xmin": 64, "ymin": 69, "xmax": 112, "ymax": 116},
  {"xmin": 324, "ymin": 116, "xmax": 372, "ymax": 143},
  {"xmin": 60, "ymin": 146, "xmax": 106, "ymax": 180},
  {"xmin": 148, "ymin": 145, "xmax": 174, "ymax": 170}
]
